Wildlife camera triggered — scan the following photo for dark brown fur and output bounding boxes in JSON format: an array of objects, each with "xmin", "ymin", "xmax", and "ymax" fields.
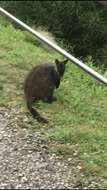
[{"xmin": 24, "ymin": 59, "xmax": 68, "ymax": 123}]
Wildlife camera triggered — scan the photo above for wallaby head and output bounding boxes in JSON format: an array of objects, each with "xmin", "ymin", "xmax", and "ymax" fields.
[{"xmin": 55, "ymin": 59, "xmax": 68, "ymax": 77}]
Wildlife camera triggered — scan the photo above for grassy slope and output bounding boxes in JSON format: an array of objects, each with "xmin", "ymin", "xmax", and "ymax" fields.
[{"xmin": 0, "ymin": 16, "xmax": 107, "ymax": 186}]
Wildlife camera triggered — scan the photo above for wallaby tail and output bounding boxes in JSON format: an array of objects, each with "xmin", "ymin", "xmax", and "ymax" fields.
[{"xmin": 27, "ymin": 102, "xmax": 48, "ymax": 124}]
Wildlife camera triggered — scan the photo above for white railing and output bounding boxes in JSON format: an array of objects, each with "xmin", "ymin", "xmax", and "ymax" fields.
[{"xmin": 0, "ymin": 7, "xmax": 107, "ymax": 85}]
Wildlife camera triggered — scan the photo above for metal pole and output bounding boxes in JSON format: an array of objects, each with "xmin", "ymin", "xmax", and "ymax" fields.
[{"xmin": 0, "ymin": 7, "xmax": 107, "ymax": 85}]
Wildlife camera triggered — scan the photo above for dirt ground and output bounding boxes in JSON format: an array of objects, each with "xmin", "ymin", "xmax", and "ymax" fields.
[{"xmin": 0, "ymin": 107, "xmax": 105, "ymax": 189}]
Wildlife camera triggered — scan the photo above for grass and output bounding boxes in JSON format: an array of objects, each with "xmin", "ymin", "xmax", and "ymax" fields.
[{"xmin": 0, "ymin": 16, "xmax": 107, "ymax": 187}]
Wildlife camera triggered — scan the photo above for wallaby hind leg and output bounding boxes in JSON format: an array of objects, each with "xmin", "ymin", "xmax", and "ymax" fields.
[
  {"xmin": 42, "ymin": 88, "xmax": 57, "ymax": 104},
  {"xmin": 43, "ymin": 96, "xmax": 57, "ymax": 103},
  {"xmin": 27, "ymin": 100, "xmax": 48, "ymax": 123}
]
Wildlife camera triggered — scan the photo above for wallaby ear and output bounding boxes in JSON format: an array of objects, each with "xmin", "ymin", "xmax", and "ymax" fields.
[
  {"xmin": 64, "ymin": 59, "xmax": 68, "ymax": 64},
  {"xmin": 55, "ymin": 59, "xmax": 59, "ymax": 64}
]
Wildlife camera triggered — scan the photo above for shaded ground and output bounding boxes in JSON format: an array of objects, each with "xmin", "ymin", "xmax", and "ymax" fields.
[{"xmin": 0, "ymin": 107, "xmax": 105, "ymax": 189}]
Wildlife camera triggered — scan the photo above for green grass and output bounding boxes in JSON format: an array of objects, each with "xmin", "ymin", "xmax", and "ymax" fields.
[{"xmin": 0, "ymin": 16, "xmax": 107, "ymax": 186}]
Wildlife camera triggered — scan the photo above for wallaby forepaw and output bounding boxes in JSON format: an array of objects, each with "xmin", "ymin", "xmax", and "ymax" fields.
[{"xmin": 52, "ymin": 96, "xmax": 57, "ymax": 101}]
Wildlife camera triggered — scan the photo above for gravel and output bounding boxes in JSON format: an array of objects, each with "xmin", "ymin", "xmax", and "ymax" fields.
[{"xmin": 0, "ymin": 107, "xmax": 106, "ymax": 189}]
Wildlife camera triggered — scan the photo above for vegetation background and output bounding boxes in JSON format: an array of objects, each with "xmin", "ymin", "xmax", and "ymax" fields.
[{"xmin": 1, "ymin": 0, "xmax": 107, "ymax": 67}]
